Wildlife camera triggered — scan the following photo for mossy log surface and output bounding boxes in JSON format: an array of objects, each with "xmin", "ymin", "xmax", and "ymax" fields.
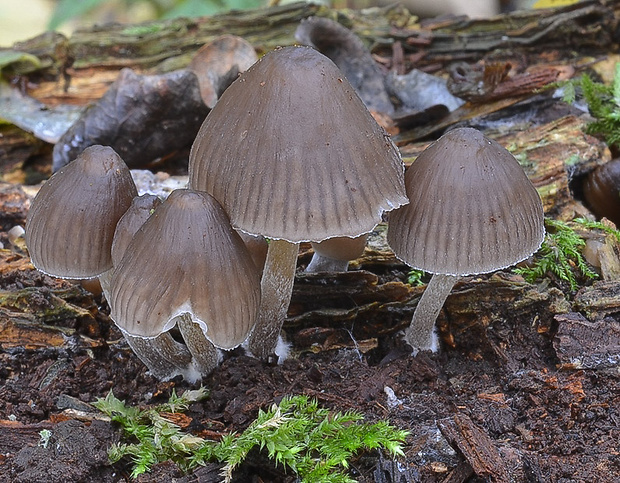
[{"xmin": 1, "ymin": 1, "xmax": 619, "ymax": 106}]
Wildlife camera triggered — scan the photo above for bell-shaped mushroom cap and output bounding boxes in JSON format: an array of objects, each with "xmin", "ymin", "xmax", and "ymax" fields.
[
  {"xmin": 25, "ymin": 145, "xmax": 137, "ymax": 279},
  {"xmin": 111, "ymin": 194, "xmax": 162, "ymax": 267},
  {"xmin": 108, "ymin": 189, "xmax": 261, "ymax": 348},
  {"xmin": 189, "ymin": 45, "xmax": 408, "ymax": 243},
  {"xmin": 387, "ymin": 127, "xmax": 544, "ymax": 276}
]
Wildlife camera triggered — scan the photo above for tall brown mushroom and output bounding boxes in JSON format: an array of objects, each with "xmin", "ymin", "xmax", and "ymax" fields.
[
  {"xmin": 387, "ymin": 127, "xmax": 544, "ymax": 354},
  {"xmin": 108, "ymin": 189, "xmax": 261, "ymax": 376},
  {"xmin": 189, "ymin": 46, "xmax": 408, "ymax": 360},
  {"xmin": 25, "ymin": 145, "xmax": 137, "ymax": 279}
]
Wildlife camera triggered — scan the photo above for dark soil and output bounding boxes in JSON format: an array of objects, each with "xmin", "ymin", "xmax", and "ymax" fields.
[{"xmin": 1, "ymin": 187, "xmax": 619, "ymax": 483}]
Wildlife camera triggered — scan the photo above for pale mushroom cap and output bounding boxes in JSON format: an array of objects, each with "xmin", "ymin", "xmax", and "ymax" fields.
[
  {"xmin": 189, "ymin": 45, "xmax": 408, "ymax": 243},
  {"xmin": 387, "ymin": 127, "xmax": 545, "ymax": 276},
  {"xmin": 108, "ymin": 189, "xmax": 261, "ymax": 348},
  {"xmin": 311, "ymin": 234, "xmax": 368, "ymax": 261},
  {"xmin": 25, "ymin": 145, "xmax": 137, "ymax": 279}
]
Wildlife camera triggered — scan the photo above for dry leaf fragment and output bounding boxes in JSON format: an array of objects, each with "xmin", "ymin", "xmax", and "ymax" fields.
[{"xmin": 52, "ymin": 68, "xmax": 210, "ymax": 171}]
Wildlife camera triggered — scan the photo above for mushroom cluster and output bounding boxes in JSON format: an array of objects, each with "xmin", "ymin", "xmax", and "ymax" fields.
[
  {"xmin": 25, "ymin": 44, "xmax": 546, "ymax": 381},
  {"xmin": 189, "ymin": 45, "xmax": 408, "ymax": 360},
  {"xmin": 26, "ymin": 146, "xmax": 261, "ymax": 381}
]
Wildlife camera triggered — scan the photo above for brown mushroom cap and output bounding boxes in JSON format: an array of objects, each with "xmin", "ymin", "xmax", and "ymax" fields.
[
  {"xmin": 583, "ymin": 158, "xmax": 620, "ymax": 226},
  {"xmin": 108, "ymin": 189, "xmax": 260, "ymax": 348},
  {"xmin": 25, "ymin": 145, "xmax": 137, "ymax": 279},
  {"xmin": 111, "ymin": 194, "xmax": 162, "ymax": 267},
  {"xmin": 189, "ymin": 45, "xmax": 408, "ymax": 243},
  {"xmin": 387, "ymin": 127, "xmax": 544, "ymax": 276}
]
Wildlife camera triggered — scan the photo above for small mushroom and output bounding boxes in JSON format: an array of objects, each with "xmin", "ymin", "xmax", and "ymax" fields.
[
  {"xmin": 25, "ymin": 145, "xmax": 137, "ymax": 279},
  {"xmin": 387, "ymin": 127, "xmax": 544, "ymax": 354},
  {"xmin": 189, "ymin": 46, "xmax": 408, "ymax": 360},
  {"xmin": 108, "ymin": 189, "xmax": 261, "ymax": 377},
  {"xmin": 104, "ymin": 193, "xmax": 198, "ymax": 381},
  {"xmin": 109, "ymin": 194, "xmax": 162, "ymax": 268},
  {"xmin": 305, "ymin": 234, "xmax": 368, "ymax": 273}
]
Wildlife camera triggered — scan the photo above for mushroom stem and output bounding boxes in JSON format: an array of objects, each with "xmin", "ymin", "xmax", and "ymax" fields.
[
  {"xmin": 177, "ymin": 314, "xmax": 222, "ymax": 376},
  {"xmin": 305, "ymin": 253, "xmax": 350, "ymax": 273},
  {"xmin": 101, "ymin": 270, "xmax": 196, "ymax": 380},
  {"xmin": 123, "ymin": 332, "xmax": 192, "ymax": 380},
  {"xmin": 247, "ymin": 238, "xmax": 299, "ymax": 360},
  {"xmin": 405, "ymin": 273, "xmax": 458, "ymax": 355}
]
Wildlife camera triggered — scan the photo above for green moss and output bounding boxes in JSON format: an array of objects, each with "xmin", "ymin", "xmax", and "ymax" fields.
[
  {"xmin": 514, "ymin": 218, "xmax": 598, "ymax": 291},
  {"xmin": 94, "ymin": 389, "xmax": 408, "ymax": 482},
  {"xmin": 557, "ymin": 63, "xmax": 620, "ymax": 149}
]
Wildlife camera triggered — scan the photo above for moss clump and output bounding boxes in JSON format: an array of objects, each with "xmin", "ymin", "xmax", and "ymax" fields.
[
  {"xmin": 514, "ymin": 218, "xmax": 598, "ymax": 291},
  {"xmin": 94, "ymin": 389, "xmax": 408, "ymax": 482}
]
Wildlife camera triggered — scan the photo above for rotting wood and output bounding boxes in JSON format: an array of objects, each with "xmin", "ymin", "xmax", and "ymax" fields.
[
  {"xmin": 553, "ymin": 312, "xmax": 620, "ymax": 369},
  {"xmin": 574, "ymin": 279, "xmax": 620, "ymax": 319},
  {"xmin": 437, "ymin": 413, "xmax": 509, "ymax": 483},
  {"xmin": 1, "ymin": 1, "xmax": 618, "ymax": 184},
  {"xmin": 405, "ymin": 1, "xmax": 619, "ymax": 58},
  {"xmin": 0, "ymin": 1, "xmax": 616, "ymax": 107},
  {"xmin": 284, "ymin": 268, "xmax": 572, "ymax": 354},
  {"xmin": 0, "ymin": 420, "xmax": 54, "ymax": 454}
]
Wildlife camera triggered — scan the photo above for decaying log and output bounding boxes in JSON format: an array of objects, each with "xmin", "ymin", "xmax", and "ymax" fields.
[
  {"xmin": 395, "ymin": 0, "xmax": 620, "ymax": 59},
  {"xmin": 0, "ymin": 250, "xmax": 106, "ymax": 350},
  {"xmin": 285, "ymin": 266, "xmax": 572, "ymax": 355},
  {"xmin": 3, "ymin": 1, "xmax": 619, "ymax": 105},
  {"xmin": 554, "ymin": 312, "xmax": 620, "ymax": 369},
  {"xmin": 574, "ymin": 280, "xmax": 620, "ymax": 319}
]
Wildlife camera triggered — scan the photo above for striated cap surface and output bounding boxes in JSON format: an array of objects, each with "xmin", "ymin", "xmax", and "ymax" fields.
[
  {"xmin": 108, "ymin": 189, "xmax": 260, "ymax": 348},
  {"xmin": 189, "ymin": 46, "xmax": 408, "ymax": 243},
  {"xmin": 387, "ymin": 127, "xmax": 544, "ymax": 276},
  {"xmin": 25, "ymin": 145, "xmax": 137, "ymax": 279}
]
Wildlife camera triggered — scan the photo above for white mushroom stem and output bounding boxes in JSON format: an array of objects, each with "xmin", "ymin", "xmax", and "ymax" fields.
[
  {"xmin": 305, "ymin": 252, "xmax": 350, "ymax": 273},
  {"xmin": 405, "ymin": 273, "xmax": 459, "ymax": 355},
  {"xmin": 177, "ymin": 314, "xmax": 222, "ymax": 376},
  {"xmin": 305, "ymin": 234, "xmax": 368, "ymax": 273},
  {"xmin": 247, "ymin": 239, "xmax": 300, "ymax": 359},
  {"xmin": 123, "ymin": 332, "xmax": 192, "ymax": 381}
]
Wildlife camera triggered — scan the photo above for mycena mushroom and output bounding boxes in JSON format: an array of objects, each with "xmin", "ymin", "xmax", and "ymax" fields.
[
  {"xmin": 387, "ymin": 127, "xmax": 545, "ymax": 354},
  {"xmin": 108, "ymin": 189, "xmax": 261, "ymax": 378},
  {"xmin": 25, "ymin": 145, "xmax": 137, "ymax": 279},
  {"xmin": 104, "ymin": 193, "xmax": 197, "ymax": 381},
  {"xmin": 189, "ymin": 46, "xmax": 408, "ymax": 360}
]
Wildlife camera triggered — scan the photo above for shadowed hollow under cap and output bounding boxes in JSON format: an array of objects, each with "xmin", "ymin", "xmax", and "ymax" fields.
[
  {"xmin": 25, "ymin": 145, "xmax": 137, "ymax": 279},
  {"xmin": 189, "ymin": 45, "xmax": 408, "ymax": 242},
  {"xmin": 387, "ymin": 127, "xmax": 545, "ymax": 276}
]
